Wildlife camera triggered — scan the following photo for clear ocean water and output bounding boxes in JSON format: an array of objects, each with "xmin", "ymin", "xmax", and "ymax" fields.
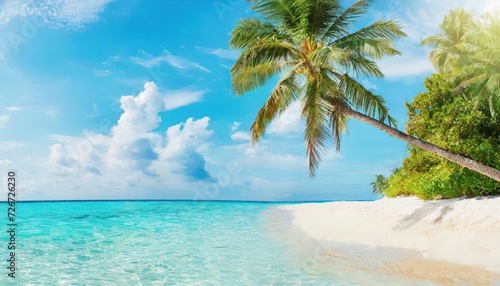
[{"xmin": 1, "ymin": 201, "xmax": 462, "ymax": 285}]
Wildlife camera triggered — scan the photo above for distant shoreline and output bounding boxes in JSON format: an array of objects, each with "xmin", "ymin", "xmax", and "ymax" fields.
[
  {"xmin": 278, "ymin": 196, "xmax": 500, "ymax": 281},
  {"xmin": 0, "ymin": 199, "xmax": 370, "ymax": 204}
]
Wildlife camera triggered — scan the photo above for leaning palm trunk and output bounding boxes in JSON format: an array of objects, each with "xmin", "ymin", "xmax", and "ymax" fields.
[
  {"xmin": 344, "ymin": 108, "xmax": 500, "ymax": 181},
  {"xmin": 230, "ymin": 0, "xmax": 500, "ymax": 183}
]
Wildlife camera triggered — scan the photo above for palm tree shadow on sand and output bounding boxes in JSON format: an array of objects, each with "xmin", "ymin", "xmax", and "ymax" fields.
[{"xmin": 392, "ymin": 201, "xmax": 455, "ymax": 231}]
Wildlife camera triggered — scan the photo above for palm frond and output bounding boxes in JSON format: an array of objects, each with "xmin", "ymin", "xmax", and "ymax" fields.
[
  {"xmin": 249, "ymin": 0, "xmax": 295, "ymax": 23},
  {"xmin": 331, "ymin": 19, "xmax": 407, "ymax": 46},
  {"xmin": 307, "ymin": 45, "xmax": 349, "ymax": 70},
  {"xmin": 454, "ymin": 72, "xmax": 488, "ymax": 94},
  {"xmin": 230, "ymin": 19, "xmax": 290, "ymax": 50},
  {"xmin": 303, "ymin": 0, "xmax": 343, "ymax": 39},
  {"xmin": 231, "ymin": 40, "xmax": 299, "ymax": 70},
  {"xmin": 339, "ymin": 52, "xmax": 384, "ymax": 78},
  {"xmin": 302, "ymin": 75, "xmax": 331, "ymax": 177},
  {"xmin": 231, "ymin": 62, "xmax": 283, "ymax": 95},
  {"xmin": 250, "ymin": 68, "xmax": 301, "ymax": 143},
  {"xmin": 230, "ymin": 0, "xmax": 403, "ymax": 178},
  {"xmin": 321, "ymin": 0, "xmax": 373, "ymax": 41},
  {"xmin": 338, "ymin": 73, "xmax": 397, "ymax": 126},
  {"xmin": 249, "ymin": 0, "xmax": 307, "ymax": 39},
  {"xmin": 486, "ymin": 74, "xmax": 500, "ymax": 94},
  {"xmin": 231, "ymin": 39, "xmax": 299, "ymax": 94},
  {"xmin": 326, "ymin": 95, "xmax": 349, "ymax": 151},
  {"xmin": 357, "ymin": 38, "xmax": 401, "ymax": 59},
  {"xmin": 421, "ymin": 34, "xmax": 455, "ymax": 48}
]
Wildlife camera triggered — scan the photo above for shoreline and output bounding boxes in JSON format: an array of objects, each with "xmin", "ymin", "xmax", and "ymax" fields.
[{"xmin": 276, "ymin": 196, "xmax": 500, "ymax": 283}]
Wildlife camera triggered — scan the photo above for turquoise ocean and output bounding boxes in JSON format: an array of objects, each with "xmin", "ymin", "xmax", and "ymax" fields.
[{"xmin": 1, "ymin": 201, "xmax": 452, "ymax": 285}]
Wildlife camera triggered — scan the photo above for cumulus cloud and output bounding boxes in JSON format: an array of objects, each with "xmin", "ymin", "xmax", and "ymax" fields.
[
  {"xmin": 231, "ymin": 131, "xmax": 251, "ymax": 142},
  {"xmin": 230, "ymin": 122, "xmax": 241, "ymax": 132},
  {"xmin": 46, "ymin": 82, "xmax": 215, "ymax": 199},
  {"xmin": 0, "ymin": 0, "xmax": 114, "ymax": 28},
  {"xmin": 131, "ymin": 50, "xmax": 211, "ymax": 73},
  {"xmin": 267, "ymin": 101, "xmax": 303, "ymax": 136},
  {"xmin": 229, "ymin": 121, "xmax": 251, "ymax": 141},
  {"xmin": 154, "ymin": 117, "xmax": 214, "ymax": 180}
]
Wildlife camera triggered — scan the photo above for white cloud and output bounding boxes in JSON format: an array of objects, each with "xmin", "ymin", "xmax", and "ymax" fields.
[
  {"xmin": 268, "ymin": 101, "xmax": 303, "ymax": 135},
  {"xmin": 110, "ymin": 82, "xmax": 164, "ymax": 142},
  {"xmin": 153, "ymin": 117, "xmax": 214, "ymax": 180},
  {"xmin": 484, "ymin": 2, "xmax": 500, "ymax": 13},
  {"xmin": 44, "ymin": 82, "xmax": 215, "ymax": 199},
  {"xmin": 6, "ymin": 106, "xmax": 22, "ymax": 111},
  {"xmin": 0, "ymin": 159, "xmax": 11, "ymax": 167},
  {"xmin": 0, "ymin": 115, "xmax": 10, "ymax": 128},
  {"xmin": 0, "ymin": 0, "xmax": 114, "ymax": 28},
  {"xmin": 231, "ymin": 131, "xmax": 251, "ymax": 142},
  {"xmin": 361, "ymin": 80, "xmax": 378, "ymax": 91},
  {"xmin": 231, "ymin": 121, "xmax": 241, "ymax": 132},
  {"xmin": 164, "ymin": 88, "xmax": 207, "ymax": 111},
  {"xmin": 198, "ymin": 47, "xmax": 240, "ymax": 60},
  {"xmin": 378, "ymin": 53, "xmax": 434, "ymax": 79},
  {"xmin": 0, "ymin": 141, "xmax": 24, "ymax": 149},
  {"xmin": 371, "ymin": 0, "xmax": 500, "ymax": 79},
  {"xmin": 130, "ymin": 50, "xmax": 211, "ymax": 73},
  {"xmin": 376, "ymin": 0, "xmax": 499, "ymax": 45},
  {"xmin": 229, "ymin": 121, "xmax": 250, "ymax": 142}
]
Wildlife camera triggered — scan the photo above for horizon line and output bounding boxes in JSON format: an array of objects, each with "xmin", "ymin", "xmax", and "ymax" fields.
[{"xmin": 0, "ymin": 198, "xmax": 375, "ymax": 204}]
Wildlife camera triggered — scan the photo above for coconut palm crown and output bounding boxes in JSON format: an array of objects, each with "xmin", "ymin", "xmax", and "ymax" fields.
[
  {"xmin": 422, "ymin": 8, "xmax": 500, "ymax": 118},
  {"xmin": 230, "ymin": 0, "xmax": 406, "ymax": 176}
]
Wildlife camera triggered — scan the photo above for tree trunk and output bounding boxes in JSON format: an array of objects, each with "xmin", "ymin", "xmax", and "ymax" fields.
[{"xmin": 343, "ymin": 108, "xmax": 500, "ymax": 182}]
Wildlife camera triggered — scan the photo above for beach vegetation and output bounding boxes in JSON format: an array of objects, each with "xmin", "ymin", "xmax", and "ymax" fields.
[
  {"xmin": 384, "ymin": 72, "xmax": 500, "ymax": 199},
  {"xmin": 229, "ymin": 1, "xmax": 500, "ymax": 181},
  {"xmin": 370, "ymin": 174, "xmax": 388, "ymax": 196},
  {"xmin": 384, "ymin": 9, "xmax": 500, "ymax": 199}
]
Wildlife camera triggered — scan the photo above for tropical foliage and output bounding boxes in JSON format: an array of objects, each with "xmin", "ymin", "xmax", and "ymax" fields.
[
  {"xmin": 370, "ymin": 174, "xmax": 388, "ymax": 196},
  {"xmin": 383, "ymin": 9, "xmax": 500, "ymax": 199},
  {"xmin": 230, "ymin": 0, "xmax": 405, "ymax": 176},
  {"xmin": 422, "ymin": 8, "xmax": 500, "ymax": 119},
  {"xmin": 383, "ymin": 73, "xmax": 500, "ymax": 199},
  {"xmin": 230, "ymin": 1, "xmax": 500, "ymax": 183}
]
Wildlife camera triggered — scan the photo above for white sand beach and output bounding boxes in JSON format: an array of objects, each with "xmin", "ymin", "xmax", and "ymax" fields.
[{"xmin": 278, "ymin": 196, "xmax": 500, "ymax": 278}]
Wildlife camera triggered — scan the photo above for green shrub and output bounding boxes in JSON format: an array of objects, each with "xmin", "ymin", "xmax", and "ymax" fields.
[{"xmin": 385, "ymin": 73, "xmax": 500, "ymax": 199}]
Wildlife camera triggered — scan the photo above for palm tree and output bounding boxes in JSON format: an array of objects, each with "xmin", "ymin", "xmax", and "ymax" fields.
[
  {"xmin": 423, "ymin": 9, "xmax": 500, "ymax": 118},
  {"xmin": 370, "ymin": 174, "xmax": 388, "ymax": 196},
  {"xmin": 230, "ymin": 0, "xmax": 500, "ymax": 181},
  {"xmin": 421, "ymin": 8, "xmax": 474, "ymax": 72},
  {"xmin": 457, "ymin": 12, "xmax": 500, "ymax": 118}
]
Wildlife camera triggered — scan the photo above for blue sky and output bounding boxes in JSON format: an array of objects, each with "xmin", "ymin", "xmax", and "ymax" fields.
[{"xmin": 0, "ymin": 0, "xmax": 498, "ymax": 201}]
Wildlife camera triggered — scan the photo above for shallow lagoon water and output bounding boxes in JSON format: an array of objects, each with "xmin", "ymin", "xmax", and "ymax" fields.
[{"xmin": 1, "ymin": 201, "xmax": 457, "ymax": 285}]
